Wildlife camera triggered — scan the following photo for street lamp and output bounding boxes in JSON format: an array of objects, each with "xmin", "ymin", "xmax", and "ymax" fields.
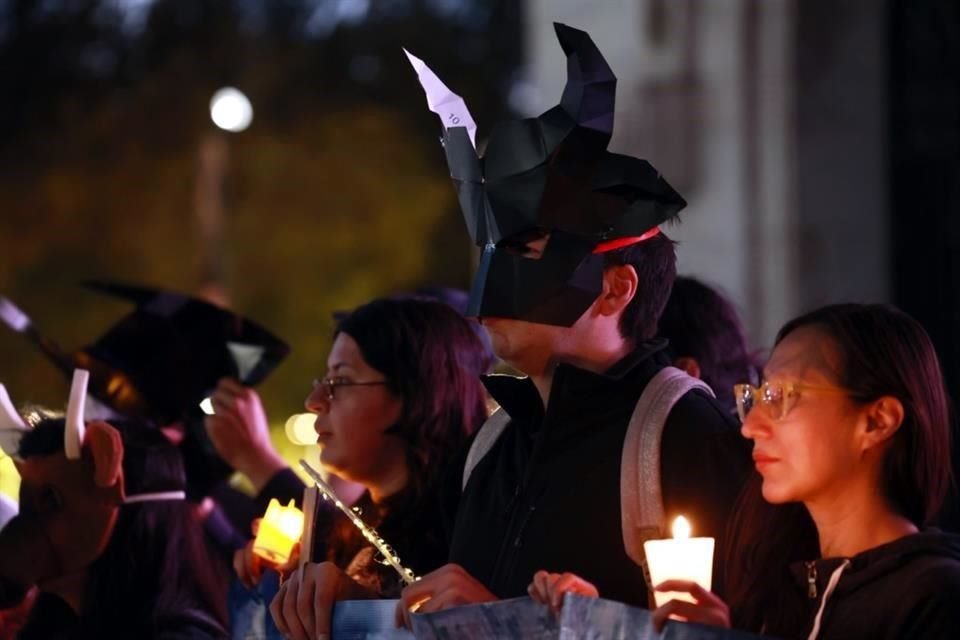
[
  {"xmin": 209, "ymin": 87, "xmax": 253, "ymax": 133},
  {"xmin": 195, "ymin": 87, "xmax": 253, "ymax": 305}
]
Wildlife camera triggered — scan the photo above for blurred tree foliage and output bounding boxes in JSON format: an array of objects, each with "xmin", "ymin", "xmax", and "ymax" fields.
[{"xmin": 0, "ymin": 0, "xmax": 522, "ymax": 483}]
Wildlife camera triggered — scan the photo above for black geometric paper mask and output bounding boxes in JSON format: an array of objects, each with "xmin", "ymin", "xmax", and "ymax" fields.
[
  {"xmin": 71, "ymin": 281, "xmax": 290, "ymax": 425},
  {"xmin": 408, "ymin": 23, "xmax": 686, "ymax": 326},
  {"xmin": 0, "ymin": 282, "xmax": 290, "ymax": 497}
]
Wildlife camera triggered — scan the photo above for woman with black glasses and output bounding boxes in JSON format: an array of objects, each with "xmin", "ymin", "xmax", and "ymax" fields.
[{"xmin": 531, "ymin": 303, "xmax": 960, "ymax": 639}]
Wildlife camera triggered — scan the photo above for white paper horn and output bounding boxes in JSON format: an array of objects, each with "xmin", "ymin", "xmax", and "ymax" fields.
[
  {"xmin": 64, "ymin": 369, "xmax": 89, "ymax": 460},
  {"xmin": 403, "ymin": 47, "xmax": 478, "ymax": 148},
  {"xmin": 0, "ymin": 383, "xmax": 28, "ymax": 456}
]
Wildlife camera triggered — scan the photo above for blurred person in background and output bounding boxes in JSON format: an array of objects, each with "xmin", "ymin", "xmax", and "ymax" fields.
[
  {"xmin": 0, "ymin": 282, "xmax": 290, "ymax": 570},
  {"xmin": 657, "ymin": 276, "xmax": 762, "ymax": 416},
  {"xmin": 0, "ymin": 414, "xmax": 227, "ymax": 638}
]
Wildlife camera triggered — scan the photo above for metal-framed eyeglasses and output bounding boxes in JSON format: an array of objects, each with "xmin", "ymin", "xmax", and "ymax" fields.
[
  {"xmin": 312, "ymin": 377, "xmax": 388, "ymax": 401},
  {"xmin": 733, "ymin": 381, "xmax": 850, "ymax": 422}
]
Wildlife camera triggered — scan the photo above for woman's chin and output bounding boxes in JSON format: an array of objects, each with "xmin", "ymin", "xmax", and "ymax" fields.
[
  {"xmin": 317, "ymin": 449, "xmax": 342, "ymax": 473},
  {"xmin": 760, "ymin": 480, "xmax": 793, "ymax": 505}
]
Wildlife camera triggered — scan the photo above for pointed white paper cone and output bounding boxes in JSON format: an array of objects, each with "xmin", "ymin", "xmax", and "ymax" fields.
[{"xmin": 403, "ymin": 47, "xmax": 478, "ymax": 147}]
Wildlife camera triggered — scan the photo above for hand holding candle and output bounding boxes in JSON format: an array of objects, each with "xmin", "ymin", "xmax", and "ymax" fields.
[
  {"xmin": 252, "ymin": 498, "xmax": 305, "ymax": 565},
  {"xmin": 643, "ymin": 515, "xmax": 715, "ymax": 608}
]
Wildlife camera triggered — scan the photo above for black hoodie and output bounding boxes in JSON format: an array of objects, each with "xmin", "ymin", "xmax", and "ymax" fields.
[{"xmin": 764, "ymin": 530, "xmax": 960, "ymax": 639}]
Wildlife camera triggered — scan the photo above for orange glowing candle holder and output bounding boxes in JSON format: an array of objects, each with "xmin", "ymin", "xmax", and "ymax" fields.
[
  {"xmin": 643, "ymin": 515, "xmax": 715, "ymax": 608},
  {"xmin": 253, "ymin": 498, "xmax": 305, "ymax": 565}
]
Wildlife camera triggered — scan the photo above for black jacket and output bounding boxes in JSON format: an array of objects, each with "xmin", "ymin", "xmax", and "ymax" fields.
[
  {"xmin": 446, "ymin": 339, "xmax": 751, "ymax": 606},
  {"xmin": 767, "ymin": 530, "xmax": 960, "ymax": 639},
  {"xmin": 311, "ymin": 488, "xmax": 450, "ymax": 598}
]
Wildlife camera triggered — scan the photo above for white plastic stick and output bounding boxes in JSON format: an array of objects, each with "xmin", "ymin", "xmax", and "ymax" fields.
[
  {"xmin": 0, "ymin": 384, "xmax": 28, "ymax": 456},
  {"xmin": 64, "ymin": 369, "xmax": 89, "ymax": 460},
  {"xmin": 0, "ymin": 297, "xmax": 30, "ymax": 332}
]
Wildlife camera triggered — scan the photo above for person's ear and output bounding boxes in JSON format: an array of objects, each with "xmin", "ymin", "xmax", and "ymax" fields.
[
  {"xmin": 673, "ymin": 356, "xmax": 702, "ymax": 380},
  {"xmin": 860, "ymin": 396, "xmax": 905, "ymax": 453},
  {"xmin": 596, "ymin": 264, "xmax": 638, "ymax": 317},
  {"xmin": 84, "ymin": 421, "xmax": 125, "ymax": 503}
]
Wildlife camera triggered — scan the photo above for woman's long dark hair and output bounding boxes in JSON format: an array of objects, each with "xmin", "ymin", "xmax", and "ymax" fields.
[
  {"xmin": 18, "ymin": 418, "xmax": 227, "ymax": 637},
  {"xmin": 336, "ymin": 297, "xmax": 488, "ymax": 500},
  {"xmin": 723, "ymin": 303, "xmax": 953, "ymax": 631}
]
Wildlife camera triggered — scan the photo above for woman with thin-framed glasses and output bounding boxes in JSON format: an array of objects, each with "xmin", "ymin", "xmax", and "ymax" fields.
[
  {"xmin": 234, "ymin": 297, "xmax": 488, "ymax": 640},
  {"xmin": 531, "ymin": 303, "xmax": 960, "ymax": 638}
]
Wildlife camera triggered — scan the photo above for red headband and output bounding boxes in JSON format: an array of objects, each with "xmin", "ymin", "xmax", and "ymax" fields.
[{"xmin": 592, "ymin": 227, "xmax": 661, "ymax": 254}]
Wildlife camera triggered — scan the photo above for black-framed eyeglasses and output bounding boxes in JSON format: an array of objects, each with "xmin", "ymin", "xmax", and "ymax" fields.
[{"xmin": 312, "ymin": 377, "xmax": 388, "ymax": 401}]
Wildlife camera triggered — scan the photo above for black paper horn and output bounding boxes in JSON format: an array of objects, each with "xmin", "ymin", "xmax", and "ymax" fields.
[{"xmin": 554, "ymin": 22, "xmax": 617, "ymax": 140}]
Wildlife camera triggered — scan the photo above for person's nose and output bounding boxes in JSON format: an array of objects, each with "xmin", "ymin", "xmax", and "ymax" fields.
[
  {"xmin": 740, "ymin": 409, "xmax": 771, "ymax": 442},
  {"xmin": 305, "ymin": 384, "xmax": 330, "ymax": 414}
]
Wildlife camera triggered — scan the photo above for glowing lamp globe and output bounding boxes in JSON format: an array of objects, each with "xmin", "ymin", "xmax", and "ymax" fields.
[{"xmin": 209, "ymin": 87, "xmax": 253, "ymax": 133}]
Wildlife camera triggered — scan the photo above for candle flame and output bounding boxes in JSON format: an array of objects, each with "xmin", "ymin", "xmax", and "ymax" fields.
[{"xmin": 672, "ymin": 515, "xmax": 691, "ymax": 539}]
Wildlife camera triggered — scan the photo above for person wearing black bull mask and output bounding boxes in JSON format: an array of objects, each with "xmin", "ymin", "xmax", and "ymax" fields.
[
  {"xmin": 0, "ymin": 281, "xmax": 290, "ymax": 555},
  {"xmin": 398, "ymin": 23, "xmax": 752, "ymax": 619}
]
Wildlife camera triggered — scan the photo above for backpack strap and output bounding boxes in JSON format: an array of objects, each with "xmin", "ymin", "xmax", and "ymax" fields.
[
  {"xmin": 462, "ymin": 408, "xmax": 511, "ymax": 492},
  {"xmin": 460, "ymin": 369, "xmax": 714, "ymax": 570},
  {"xmin": 621, "ymin": 366, "xmax": 714, "ymax": 572}
]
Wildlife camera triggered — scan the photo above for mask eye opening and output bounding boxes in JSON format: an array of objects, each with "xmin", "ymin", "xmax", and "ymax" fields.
[{"xmin": 496, "ymin": 228, "xmax": 550, "ymax": 259}]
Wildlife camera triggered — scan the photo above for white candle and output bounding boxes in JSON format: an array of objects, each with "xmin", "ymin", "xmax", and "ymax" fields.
[{"xmin": 643, "ymin": 515, "xmax": 715, "ymax": 608}]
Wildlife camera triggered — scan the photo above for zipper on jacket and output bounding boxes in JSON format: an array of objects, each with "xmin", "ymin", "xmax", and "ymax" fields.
[
  {"xmin": 806, "ymin": 561, "xmax": 817, "ymax": 599},
  {"xmin": 489, "ymin": 437, "xmax": 549, "ymax": 590}
]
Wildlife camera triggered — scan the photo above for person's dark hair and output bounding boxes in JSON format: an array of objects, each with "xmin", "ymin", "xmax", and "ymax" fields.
[
  {"xmin": 658, "ymin": 276, "xmax": 761, "ymax": 413},
  {"xmin": 723, "ymin": 303, "xmax": 953, "ymax": 631},
  {"xmin": 335, "ymin": 297, "xmax": 488, "ymax": 498},
  {"xmin": 603, "ymin": 231, "xmax": 678, "ymax": 343},
  {"xmin": 18, "ymin": 418, "xmax": 227, "ymax": 637},
  {"xmin": 402, "ymin": 287, "xmax": 496, "ymax": 375}
]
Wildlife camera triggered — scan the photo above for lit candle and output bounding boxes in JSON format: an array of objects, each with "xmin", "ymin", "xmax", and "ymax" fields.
[
  {"xmin": 253, "ymin": 498, "xmax": 305, "ymax": 565},
  {"xmin": 642, "ymin": 515, "xmax": 715, "ymax": 608}
]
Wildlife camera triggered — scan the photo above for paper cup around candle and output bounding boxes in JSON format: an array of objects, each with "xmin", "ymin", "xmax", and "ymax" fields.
[
  {"xmin": 253, "ymin": 498, "xmax": 304, "ymax": 565},
  {"xmin": 643, "ymin": 516, "xmax": 715, "ymax": 608}
]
